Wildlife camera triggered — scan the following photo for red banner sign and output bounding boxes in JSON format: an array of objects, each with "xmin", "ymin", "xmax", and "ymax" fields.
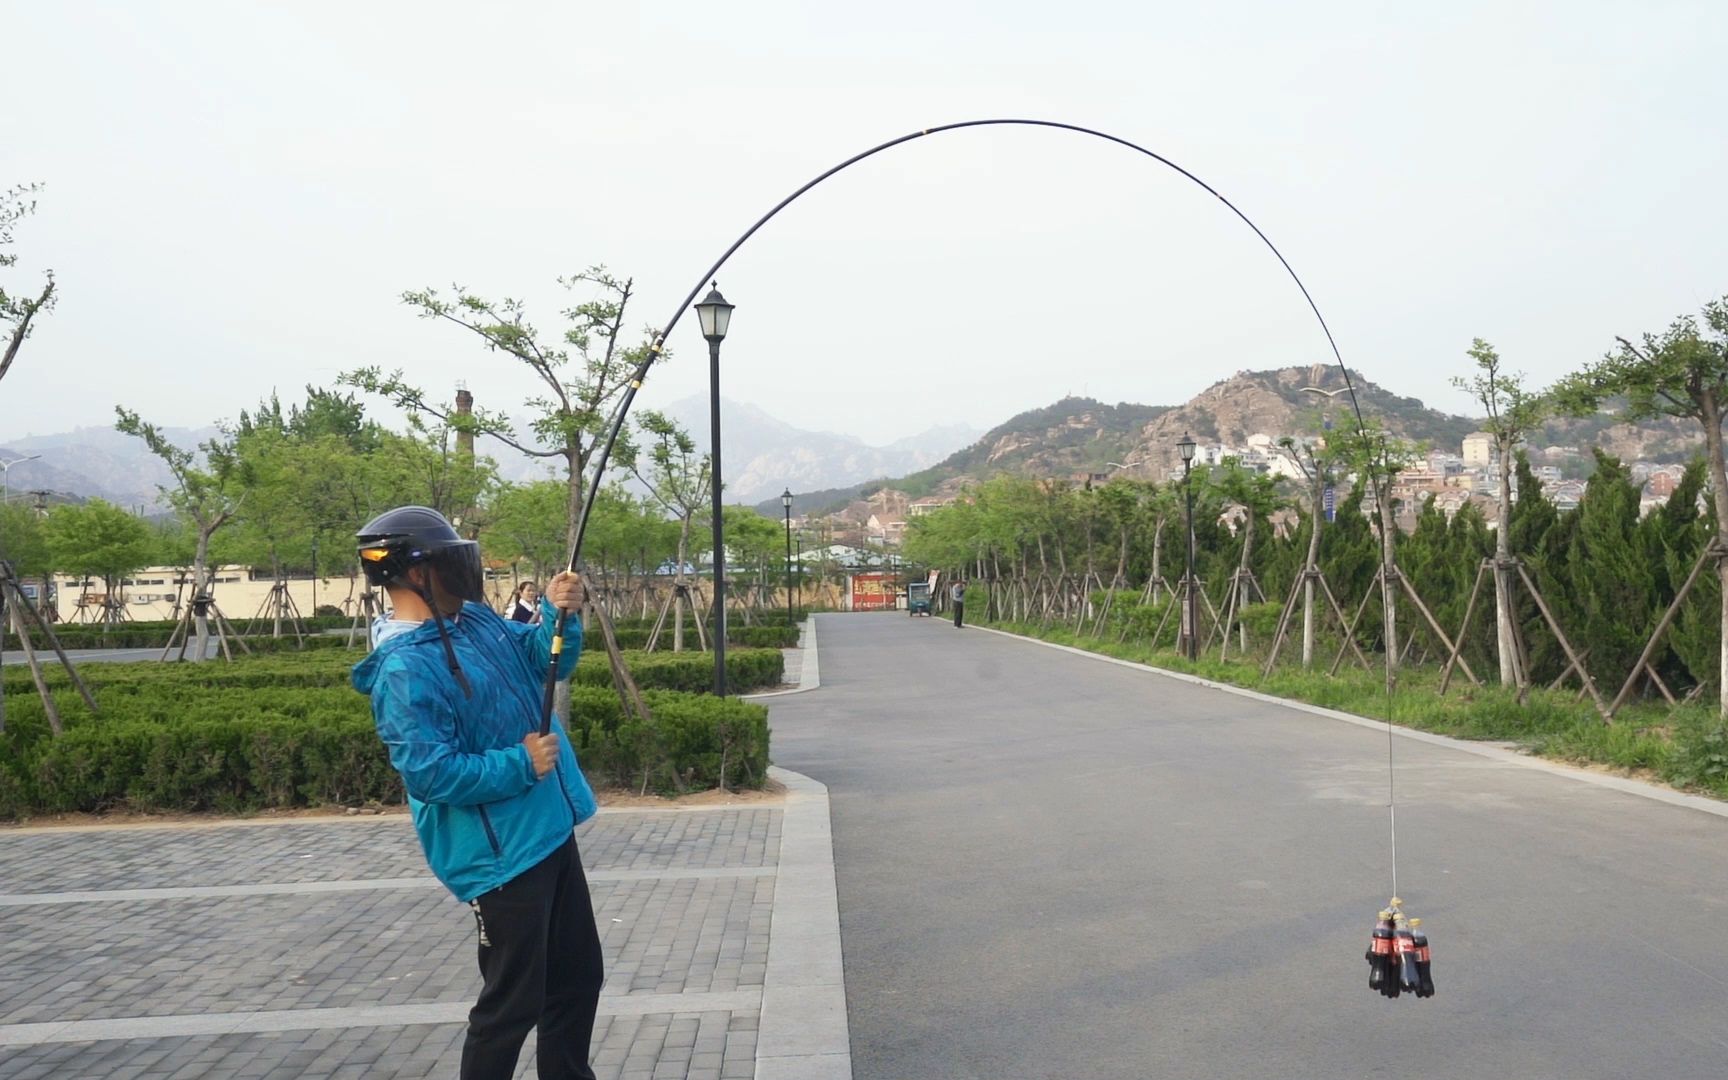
[{"xmin": 849, "ymin": 573, "xmax": 896, "ymax": 612}]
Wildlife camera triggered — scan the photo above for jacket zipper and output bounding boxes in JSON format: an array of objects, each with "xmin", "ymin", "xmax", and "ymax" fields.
[
  {"xmin": 476, "ymin": 805, "xmax": 502, "ymax": 856},
  {"xmin": 469, "ymin": 616, "xmax": 581, "ymax": 829}
]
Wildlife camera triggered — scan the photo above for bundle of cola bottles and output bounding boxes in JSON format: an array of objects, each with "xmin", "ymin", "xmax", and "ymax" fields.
[{"xmin": 1365, "ymin": 899, "xmax": 1434, "ymax": 999}]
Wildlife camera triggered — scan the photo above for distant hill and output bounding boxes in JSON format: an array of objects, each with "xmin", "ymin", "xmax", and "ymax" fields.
[
  {"xmin": 766, "ymin": 364, "xmax": 1713, "ymax": 518},
  {"xmin": 0, "ymin": 404, "xmax": 983, "ymax": 516},
  {"xmin": 1120, "ymin": 365, "xmax": 1479, "ymax": 479},
  {"xmin": 655, "ymin": 395, "xmax": 979, "ymax": 505},
  {"xmin": 0, "ymin": 425, "xmax": 216, "ymax": 509},
  {"xmin": 759, "ymin": 396, "xmax": 1171, "ymax": 516}
]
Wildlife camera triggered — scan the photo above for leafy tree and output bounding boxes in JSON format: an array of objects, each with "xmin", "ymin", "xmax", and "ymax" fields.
[
  {"xmin": 1554, "ymin": 451, "xmax": 1653, "ymax": 685},
  {"xmin": 115, "ymin": 409, "xmax": 244, "ymax": 656},
  {"xmin": 1275, "ymin": 429, "xmax": 1344, "ymax": 667},
  {"xmin": 1553, "ymin": 295, "xmax": 1728, "ymax": 713},
  {"xmin": 0, "ymin": 183, "xmax": 55, "ymax": 388},
  {"xmin": 1455, "ymin": 339, "xmax": 1550, "ymax": 685},
  {"xmin": 581, "ymin": 485, "xmax": 679, "ymax": 594},
  {"xmin": 625, "ymin": 410, "xmax": 712, "ymax": 649},
  {"xmin": 43, "ymin": 501, "xmax": 152, "ymax": 625},
  {"xmin": 1643, "ymin": 460, "xmax": 1710, "ymax": 692},
  {"xmin": 0, "ymin": 502, "xmax": 53, "ymax": 628},
  {"xmin": 230, "ymin": 391, "xmax": 493, "ymax": 589},
  {"xmin": 484, "ymin": 480, "xmax": 570, "ymax": 587},
  {"xmin": 344, "ymin": 268, "xmax": 655, "ymax": 551}
]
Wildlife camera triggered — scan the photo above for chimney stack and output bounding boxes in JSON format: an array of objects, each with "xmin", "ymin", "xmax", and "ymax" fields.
[{"xmin": 455, "ymin": 382, "xmax": 475, "ymax": 460}]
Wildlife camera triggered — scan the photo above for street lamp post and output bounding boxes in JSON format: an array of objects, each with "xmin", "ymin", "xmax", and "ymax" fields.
[
  {"xmin": 1177, "ymin": 433, "xmax": 1198, "ymax": 660},
  {"xmin": 0, "ymin": 453, "xmax": 42, "ymax": 503},
  {"xmin": 695, "ymin": 284, "xmax": 735, "ymax": 697},
  {"xmin": 311, "ymin": 539, "xmax": 319, "ymax": 614},
  {"xmin": 781, "ymin": 488, "xmax": 794, "ymax": 625}
]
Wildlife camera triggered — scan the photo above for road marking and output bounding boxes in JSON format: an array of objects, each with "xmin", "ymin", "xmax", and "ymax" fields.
[
  {"xmin": 0, "ymin": 866, "xmax": 778, "ymax": 906},
  {"xmin": 0, "ymin": 990, "xmax": 766, "ymax": 1046}
]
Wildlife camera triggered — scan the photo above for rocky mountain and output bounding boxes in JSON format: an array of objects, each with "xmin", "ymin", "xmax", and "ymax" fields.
[
  {"xmin": 763, "ymin": 396, "xmax": 1171, "ymax": 515},
  {"xmin": 1120, "ymin": 365, "xmax": 1479, "ymax": 478},
  {"xmin": 775, "ymin": 365, "xmax": 1717, "ymax": 517}
]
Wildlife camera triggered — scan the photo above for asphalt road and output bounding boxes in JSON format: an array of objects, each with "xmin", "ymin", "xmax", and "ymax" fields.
[{"xmin": 768, "ymin": 613, "xmax": 1728, "ymax": 1080}]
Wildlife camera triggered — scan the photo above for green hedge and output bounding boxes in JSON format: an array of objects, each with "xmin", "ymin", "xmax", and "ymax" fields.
[
  {"xmin": 0, "ymin": 650, "xmax": 775, "ymax": 818},
  {"xmin": 11, "ymin": 621, "xmax": 358, "ymax": 650},
  {"xmin": 574, "ymin": 648, "xmax": 784, "ymax": 693},
  {"xmin": 604, "ymin": 624, "xmax": 799, "ymax": 650}
]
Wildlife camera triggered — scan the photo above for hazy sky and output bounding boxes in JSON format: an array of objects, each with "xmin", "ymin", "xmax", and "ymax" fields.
[{"xmin": 4, "ymin": 1, "xmax": 1725, "ymax": 449}]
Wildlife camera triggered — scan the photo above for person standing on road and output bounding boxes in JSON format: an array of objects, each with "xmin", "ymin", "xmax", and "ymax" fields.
[
  {"xmin": 952, "ymin": 579, "xmax": 966, "ymax": 628},
  {"xmin": 510, "ymin": 580, "xmax": 542, "ymax": 624},
  {"xmin": 350, "ymin": 506, "xmax": 603, "ymax": 1080}
]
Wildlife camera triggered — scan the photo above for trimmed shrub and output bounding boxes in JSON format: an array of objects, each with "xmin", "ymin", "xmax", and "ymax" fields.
[
  {"xmin": 0, "ymin": 646, "xmax": 778, "ymax": 818},
  {"xmin": 603, "ymin": 624, "xmax": 799, "ymax": 650},
  {"xmin": 574, "ymin": 648, "xmax": 784, "ymax": 693}
]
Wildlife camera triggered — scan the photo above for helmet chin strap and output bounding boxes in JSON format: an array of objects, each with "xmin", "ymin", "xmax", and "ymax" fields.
[{"xmin": 407, "ymin": 578, "xmax": 472, "ymax": 699}]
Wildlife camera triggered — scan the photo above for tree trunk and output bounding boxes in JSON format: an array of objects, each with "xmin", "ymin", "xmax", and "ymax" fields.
[
  {"xmin": 1494, "ymin": 438, "xmax": 1517, "ymax": 686},
  {"xmin": 1151, "ymin": 518, "xmax": 1166, "ymax": 602},
  {"xmin": 673, "ymin": 513, "xmax": 693, "ymax": 652},
  {"xmin": 193, "ymin": 527, "xmax": 213, "ymax": 663},
  {"xmin": 1303, "ymin": 473, "xmax": 1323, "ymax": 668},
  {"xmin": 1378, "ymin": 480, "xmax": 1399, "ymax": 683},
  {"xmin": 1700, "ymin": 392, "xmax": 1728, "ymax": 717},
  {"xmin": 1238, "ymin": 511, "xmax": 1256, "ymax": 652}
]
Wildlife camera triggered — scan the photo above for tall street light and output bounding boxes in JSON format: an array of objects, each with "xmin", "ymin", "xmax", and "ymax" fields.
[
  {"xmin": 781, "ymin": 488, "xmax": 795, "ymax": 625},
  {"xmin": 695, "ymin": 283, "xmax": 735, "ymax": 697},
  {"xmin": 0, "ymin": 453, "xmax": 42, "ymax": 503},
  {"xmin": 1177, "ymin": 432, "xmax": 1198, "ymax": 660}
]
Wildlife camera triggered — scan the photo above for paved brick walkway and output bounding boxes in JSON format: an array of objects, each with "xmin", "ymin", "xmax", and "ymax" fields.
[{"xmin": 0, "ymin": 804, "xmax": 802, "ymax": 1079}]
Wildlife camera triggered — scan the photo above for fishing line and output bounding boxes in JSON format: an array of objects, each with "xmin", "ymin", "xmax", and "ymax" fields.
[{"xmin": 535, "ymin": 120, "xmax": 1406, "ymax": 920}]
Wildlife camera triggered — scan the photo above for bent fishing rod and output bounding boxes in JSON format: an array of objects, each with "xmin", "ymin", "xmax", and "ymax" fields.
[{"xmin": 538, "ymin": 118, "xmax": 1386, "ymax": 736}]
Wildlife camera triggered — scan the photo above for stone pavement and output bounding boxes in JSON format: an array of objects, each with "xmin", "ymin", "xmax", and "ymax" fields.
[{"xmin": 0, "ymin": 767, "xmax": 847, "ymax": 1080}]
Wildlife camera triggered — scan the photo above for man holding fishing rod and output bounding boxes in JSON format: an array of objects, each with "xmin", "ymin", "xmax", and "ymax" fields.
[{"xmin": 350, "ymin": 505, "xmax": 604, "ymax": 1080}]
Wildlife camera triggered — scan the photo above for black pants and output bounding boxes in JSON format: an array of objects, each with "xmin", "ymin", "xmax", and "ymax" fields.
[
  {"xmin": 462, "ymin": 836, "xmax": 604, "ymax": 1080},
  {"xmin": 953, "ymin": 600, "xmax": 964, "ymax": 628}
]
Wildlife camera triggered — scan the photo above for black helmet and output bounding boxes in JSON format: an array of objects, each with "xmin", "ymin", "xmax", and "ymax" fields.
[{"xmin": 356, "ymin": 506, "xmax": 484, "ymax": 611}]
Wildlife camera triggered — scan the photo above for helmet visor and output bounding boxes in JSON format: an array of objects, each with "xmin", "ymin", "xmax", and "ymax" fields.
[{"xmin": 426, "ymin": 540, "xmax": 485, "ymax": 610}]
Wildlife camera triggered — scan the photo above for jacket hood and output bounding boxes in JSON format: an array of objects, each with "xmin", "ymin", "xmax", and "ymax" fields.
[
  {"xmin": 350, "ymin": 602, "xmax": 495, "ymax": 693},
  {"xmin": 350, "ymin": 619, "xmax": 441, "ymax": 693}
]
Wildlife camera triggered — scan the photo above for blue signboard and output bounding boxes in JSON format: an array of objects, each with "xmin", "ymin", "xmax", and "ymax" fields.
[{"xmin": 1323, "ymin": 485, "xmax": 1336, "ymax": 522}]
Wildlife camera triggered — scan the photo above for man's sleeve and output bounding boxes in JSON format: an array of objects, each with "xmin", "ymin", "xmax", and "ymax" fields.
[
  {"xmin": 510, "ymin": 596, "xmax": 581, "ymax": 680},
  {"xmin": 373, "ymin": 661, "xmax": 537, "ymax": 806}
]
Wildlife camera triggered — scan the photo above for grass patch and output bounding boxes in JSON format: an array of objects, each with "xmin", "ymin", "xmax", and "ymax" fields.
[{"xmin": 978, "ymin": 617, "xmax": 1728, "ymax": 800}]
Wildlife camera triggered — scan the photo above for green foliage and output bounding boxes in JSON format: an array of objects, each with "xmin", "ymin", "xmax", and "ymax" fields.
[
  {"xmin": 42, "ymin": 500, "xmax": 153, "ymax": 592},
  {"xmin": 0, "ymin": 646, "xmax": 777, "ymax": 818},
  {"xmin": 977, "ymin": 617, "xmax": 1728, "ymax": 799},
  {"xmin": 574, "ymin": 648, "xmax": 784, "ymax": 693},
  {"xmin": 0, "ymin": 502, "xmax": 50, "ymax": 577},
  {"xmin": 484, "ymin": 480, "xmax": 573, "ymax": 582}
]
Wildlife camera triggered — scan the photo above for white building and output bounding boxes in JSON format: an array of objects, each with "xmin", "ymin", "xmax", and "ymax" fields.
[{"xmin": 1462, "ymin": 432, "xmax": 1495, "ymax": 469}]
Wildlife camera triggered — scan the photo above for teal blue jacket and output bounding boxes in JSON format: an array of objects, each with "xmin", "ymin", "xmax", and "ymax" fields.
[{"xmin": 352, "ymin": 598, "xmax": 596, "ymax": 902}]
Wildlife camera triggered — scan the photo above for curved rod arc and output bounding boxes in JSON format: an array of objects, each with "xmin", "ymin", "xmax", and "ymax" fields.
[{"xmin": 566, "ymin": 118, "xmax": 1373, "ymax": 569}]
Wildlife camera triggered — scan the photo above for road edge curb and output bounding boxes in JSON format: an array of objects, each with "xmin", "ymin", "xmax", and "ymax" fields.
[{"xmin": 757, "ymin": 765, "xmax": 851, "ymax": 1080}]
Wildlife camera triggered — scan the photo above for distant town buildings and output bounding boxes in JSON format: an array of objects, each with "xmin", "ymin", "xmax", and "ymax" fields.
[{"xmin": 797, "ymin": 425, "xmax": 1706, "ymax": 549}]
